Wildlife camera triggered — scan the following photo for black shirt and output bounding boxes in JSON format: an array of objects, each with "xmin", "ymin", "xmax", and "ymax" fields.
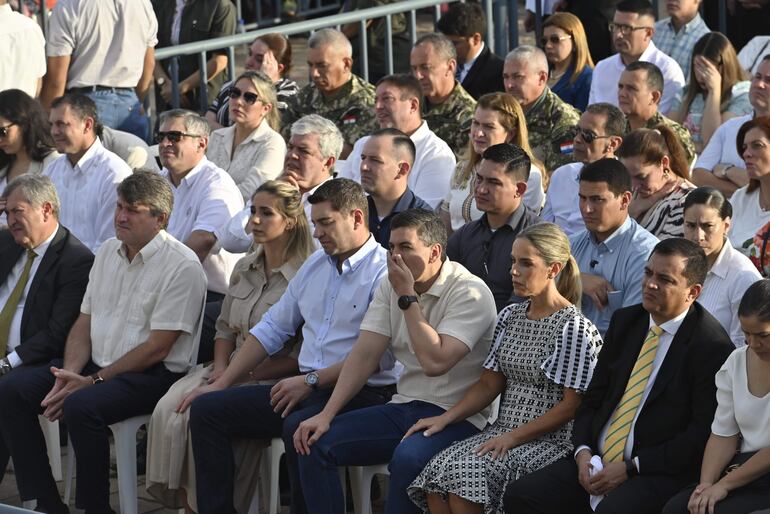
[{"xmin": 368, "ymin": 189, "xmax": 432, "ymax": 248}]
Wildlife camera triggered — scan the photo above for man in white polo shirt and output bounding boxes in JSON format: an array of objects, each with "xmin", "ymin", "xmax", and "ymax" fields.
[
  {"xmin": 44, "ymin": 93, "xmax": 132, "ymax": 254},
  {"xmin": 588, "ymin": 0, "xmax": 685, "ymax": 114},
  {"xmin": 337, "ymin": 73, "xmax": 456, "ymax": 209},
  {"xmin": 156, "ymin": 109, "xmax": 244, "ymax": 363},
  {"xmin": 294, "ymin": 209, "xmax": 497, "ymax": 514}
]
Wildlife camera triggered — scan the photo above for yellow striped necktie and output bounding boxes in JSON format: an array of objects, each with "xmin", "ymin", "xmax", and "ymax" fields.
[
  {"xmin": 0, "ymin": 249, "xmax": 37, "ymax": 357},
  {"xmin": 602, "ymin": 325, "xmax": 663, "ymax": 463}
]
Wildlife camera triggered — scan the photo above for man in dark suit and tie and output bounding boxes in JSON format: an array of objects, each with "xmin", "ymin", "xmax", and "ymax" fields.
[
  {"xmin": 436, "ymin": 1, "xmax": 505, "ymax": 100},
  {"xmin": 503, "ymin": 237, "xmax": 734, "ymax": 514},
  {"xmin": 0, "ymin": 174, "xmax": 92, "ymax": 478}
]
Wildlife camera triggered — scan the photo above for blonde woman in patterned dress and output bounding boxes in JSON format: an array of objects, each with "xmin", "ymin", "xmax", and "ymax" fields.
[
  {"xmin": 617, "ymin": 125, "xmax": 696, "ymax": 240},
  {"xmin": 145, "ymin": 180, "xmax": 314, "ymax": 513},
  {"xmin": 407, "ymin": 222, "xmax": 602, "ymax": 514}
]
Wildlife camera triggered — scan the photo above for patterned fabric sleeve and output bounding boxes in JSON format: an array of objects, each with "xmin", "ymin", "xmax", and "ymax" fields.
[
  {"xmin": 483, "ymin": 302, "xmax": 521, "ymax": 372},
  {"xmin": 540, "ymin": 314, "xmax": 602, "ymax": 392}
]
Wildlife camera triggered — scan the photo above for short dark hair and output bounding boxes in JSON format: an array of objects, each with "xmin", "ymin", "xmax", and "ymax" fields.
[
  {"xmin": 738, "ymin": 279, "xmax": 770, "ymax": 322},
  {"xmin": 683, "ymin": 186, "xmax": 732, "ymax": 220},
  {"xmin": 578, "ymin": 158, "xmax": 632, "ymax": 196},
  {"xmin": 307, "ymin": 178, "xmax": 369, "ymax": 225},
  {"xmin": 436, "ymin": 1, "xmax": 486, "ymax": 38},
  {"xmin": 370, "ymin": 127, "xmax": 416, "ymax": 165},
  {"xmin": 376, "ymin": 73, "xmax": 424, "ymax": 110},
  {"xmin": 585, "ymin": 103, "xmax": 626, "ymax": 137},
  {"xmin": 390, "ymin": 208, "xmax": 447, "ymax": 261},
  {"xmin": 51, "ymin": 93, "xmax": 101, "ymax": 135},
  {"xmin": 616, "ymin": 0, "xmax": 656, "ymax": 17},
  {"xmin": 117, "ymin": 171, "xmax": 175, "ymax": 228},
  {"xmin": 481, "ymin": 143, "xmax": 531, "ymax": 182},
  {"xmin": 624, "ymin": 61, "xmax": 665, "ymax": 94},
  {"xmin": 650, "ymin": 238, "xmax": 708, "ymax": 286}
]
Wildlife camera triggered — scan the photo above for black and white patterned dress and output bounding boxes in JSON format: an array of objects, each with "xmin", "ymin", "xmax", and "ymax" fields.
[{"xmin": 407, "ymin": 301, "xmax": 602, "ymax": 514}]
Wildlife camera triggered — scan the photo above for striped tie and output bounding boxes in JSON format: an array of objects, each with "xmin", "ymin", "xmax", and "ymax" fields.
[{"xmin": 602, "ymin": 325, "xmax": 663, "ymax": 463}]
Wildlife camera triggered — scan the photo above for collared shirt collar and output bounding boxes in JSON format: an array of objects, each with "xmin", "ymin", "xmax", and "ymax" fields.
[
  {"xmin": 31, "ymin": 223, "xmax": 59, "ymax": 257},
  {"xmin": 411, "ymin": 120, "xmax": 430, "ymax": 142},
  {"xmin": 0, "ymin": 4, "xmax": 11, "ymax": 15},
  {"xmin": 368, "ymin": 188, "xmax": 417, "ymax": 219},
  {"xmin": 168, "ymin": 155, "xmax": 209, "ymax": 188},
  {"xmin": 217, "ymin": 119, "xmax": 271, "ymax": 149},
  {"xmin": 326, "ymin": 234, "xmax": 380, "ymax": 273},
  {"xmin": 70, "ymin": 137, "xmax": 104, "ymax": 171},
  {"xmin": 481, "ymin": 202, "xmax": 526, "ymax": 232},
  {"xmin": 526, "ymin": 87, "xmax": 550, "ymax": 114},
  {"xmin": 708, "ymin": 239, "xmax": 732, "ymax": 280},
  {"xmin": 118, "ymin": 229, "xmax": 167, "ymax": 263},
  {"xmin": 462, "ymin": 42, "xmax": 485, "ymax": 73},
  {"xmin": 667, "ymin": 13, "xmax": 706, "ymax": 34},
  {"xmin": 588, "ymin": 215, "xmax": 633, "ymax": 252},
  {"xmin": 650, "ymin": 306, "xmax": 689, "ymax": 337},
  {"xmin": 244, "ymin": 244, "xmax": 299, "ymax": 282},
  {"xmin": 420, "ymin": 259, "xmax": 455, "ymax": 299},
  {"xmin": 613, "ymin": 40, "xmax": 661, "ymax": 71}
]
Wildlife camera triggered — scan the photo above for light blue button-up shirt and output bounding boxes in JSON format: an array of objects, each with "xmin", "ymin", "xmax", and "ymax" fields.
[
  {"xmin": 570, "ymin": 216, "xmax": 658, "ymax": 335},
  {"xmin": 250, "ymin": 235, "xmax": 398, "ymax": 386}
]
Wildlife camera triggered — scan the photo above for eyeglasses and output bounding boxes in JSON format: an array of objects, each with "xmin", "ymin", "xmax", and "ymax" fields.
[
  {"xmin": 540, "ymin": 34, "xmax": 572, "ymax": 46},
  {"xmin": 0, "ymin": 123, "xmax": 16, "ymax": 138},
  {"xmin": 576, "ymin": 127, "xmax": 612, "ymax": 144},
  {"xmin": 609, "ymin": 22, "xmax": 651, "ymax": 35},
  {"xmin": 155, "ymin": 131, "xmax": 202, "ymax": 144},
  {"xmin": 229, "ymin": 87, "xmax": 260, "ymax": 105}
]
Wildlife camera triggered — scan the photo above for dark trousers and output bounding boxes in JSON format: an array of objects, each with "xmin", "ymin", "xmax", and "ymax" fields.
[
  {"xmin": 503, "ymin": 456, "xmax": 691, "ymax": 514},
  {"xmin": 0, "ymin": 359, "xmax": 182, "ymax": 513},
  {"xmin": 298, "ymin": 401, "xmax": 479, "ymax": 514},
  {"xmin": 189, "ymin": 383, "xmax": 394, "ymax": 514}
]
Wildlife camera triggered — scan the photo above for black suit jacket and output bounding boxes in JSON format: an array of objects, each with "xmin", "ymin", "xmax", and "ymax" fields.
[
  {"xmin": 461, "ymin": 46, "xmax": 505, "ymax": 100},
  {"xmin": 572, "ymin": 303, "xmax": 733, "ymax": 478},
  {"xmin": 0, "ymin": 225, "xmax": 93, "ymax": 365}
]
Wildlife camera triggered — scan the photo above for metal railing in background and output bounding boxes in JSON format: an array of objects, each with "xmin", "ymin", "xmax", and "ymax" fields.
[
  {"xmin": 155, "ymin": 0, "xmax": 503, "ymax": 113},
  {"xmin": 234, "ymin": 0, "xmax": 344, "ymax": 32}
]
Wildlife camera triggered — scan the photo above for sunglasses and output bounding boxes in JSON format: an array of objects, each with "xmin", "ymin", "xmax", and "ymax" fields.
[
  {"xmin": 576, "ymin": 127, "xmax": 612, "ymax": 144},
  {"xmin": 229, "ymin": 87, "xmax": 260, "ymax": 105},
  {"xmin": 0, "ymin": 123, "xmax": 15, "ymax": 138},
  {"xmin": 155, "ymin": 131, "xmax": 202, "ymax": 144},
  {"xmin": 540, "ymin": 34, "xmax": 572, "ymax": 46}
]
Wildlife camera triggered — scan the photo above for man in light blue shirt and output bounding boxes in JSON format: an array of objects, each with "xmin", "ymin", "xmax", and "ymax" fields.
[
  {"xmin": 570, "ymin": 158, "xmax": 658, "ymax": 335},
  {"xmin": 652, "ymin": 0, "xmax": 710, "ymax": 77},
  {"xmin": 184, "ymin": 179, "xmax": 399, "ymax": 514}
]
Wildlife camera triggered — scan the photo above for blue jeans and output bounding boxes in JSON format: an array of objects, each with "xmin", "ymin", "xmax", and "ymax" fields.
[
  {"xmin": 298, "ymin": 401, "xmax": 479, "ymax": 514},
  {"xmin": 82, "ymin": 88, "xmax": 149, "ymax": 142},
  {"xmin": 189, "ymin": 383, "xmax": 394, "ymax": 514}
]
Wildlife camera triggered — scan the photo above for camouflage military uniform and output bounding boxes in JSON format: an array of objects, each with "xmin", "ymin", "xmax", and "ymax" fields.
[
  {"xmin": 624, "ymin": 111, "xmax": 697, "ymax": 166},
  {"xmin": 282, "ymin": 73, "xmax": 378, "ymax": 150},
  {"xmin": 422, "ymin": 82, "xmax": 477, "ymax": 158},
  {"xmin": 525, "ymin": 87, "xmax": 581, "ymax": 173}
]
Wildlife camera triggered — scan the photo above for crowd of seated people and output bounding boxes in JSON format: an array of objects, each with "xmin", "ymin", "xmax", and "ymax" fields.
[{"xmin": 3, "ymin": 0, "xmax": 770, "ymax": 513}]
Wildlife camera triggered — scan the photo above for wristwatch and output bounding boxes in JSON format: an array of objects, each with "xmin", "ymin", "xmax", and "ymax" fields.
[
  {"xmin": 398, "ymin": 295, "xmax": 419, "ymax": 310},
  {"xmin": 304, "ymin": 371, "xmax": 319, "ymax": 390},
  {"xmin": 0, "ymin": 358, "xmax": 11, "ymax": 376},
  {"xmin": 90, "ymin": 373, "xmax": 104, "ymax": 385},
  {"xmin": 156, "ymin": 76, "xmax": 167, "ymax": 87}
]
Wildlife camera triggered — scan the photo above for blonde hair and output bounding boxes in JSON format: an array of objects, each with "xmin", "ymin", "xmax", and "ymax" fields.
[
  {"xmin": 234, "ymin": 71, "xmax": 280, "ymax": 131},
  {"xmin": 458, "ymin": 92, "xmax": 545, "ymax": 187},
  {"xmin": 253, "ymin": 180, "xmax": 315, "ymax": 263},
  {"xmin": 517, "ymin": 222, "xmax": 582, "ymax": 307},
  {"xmin": 542, "ymin": 12, "xmax": 595, "ymax": 84}
]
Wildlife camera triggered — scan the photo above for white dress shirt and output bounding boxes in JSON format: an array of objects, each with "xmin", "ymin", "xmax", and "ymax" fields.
[
  {"xmin": 250, "ymin": 235, "xmax": 399, "ymax": 386},
  {"xmin": 697, "ymin": 241, "xmax": 761, "ymax": 347},
  {"xmin": 0, "ymin": 4, "xmax": 46, "ymax": 97},
  {"xmin": 0, "ymin": 226, "xmax": 58, "ymax": 367},
  {"xmin": 588, "ymin": 41, "xmax": 686, "ymax": 114},
  {"xmin": 215, "ymin": 177, "xmax": 330, "ymax": 254},
  {"xmin": 694, "ymin": 114, "xmax": 751, "ymax": 171},
  {"xmin": 577, "ymin": 309, "xmax": 689, "ymax": 471},
  {"xmin": 337, "ymin": 121, "xmax": 456, "ymax": 209},
  {"xmin": 161, "ymin": 157, "xmax": 245, "ymax": 294},
  {"xmin": 44, "ymin": 138, "xmax": 132, "ymax": 253},
  {"xmin": 540, "ymin": 161, "xmax": 585, "ymax": 236}
]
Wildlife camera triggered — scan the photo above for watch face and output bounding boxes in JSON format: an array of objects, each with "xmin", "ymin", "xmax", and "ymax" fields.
[
  {"xmin": 305, "ymin": 372, "xmax": 319, "ymax": 386},
  {"xmin": 398, "ymin": 295, "xmax": 417, "ymax": 310}
]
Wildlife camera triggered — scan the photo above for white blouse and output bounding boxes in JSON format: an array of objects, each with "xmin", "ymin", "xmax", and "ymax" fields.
[
  {"xmin": 697, "ymin": 241, "xmax": 761, "ymax": 346},
  {"xmin": 712, "ymin": 346, "xmax": 770, "ymax": 452},
  {"xmin": 729, "ymin": 186, "xmax": 770, "ymax": 255}
]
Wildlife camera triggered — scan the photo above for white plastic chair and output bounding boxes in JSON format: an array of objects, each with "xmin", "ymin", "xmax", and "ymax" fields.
[
  {"xmin": 38, "ymin": 416, "xmax": 63, "ymax": 481},
  {"xmin": 349, "ymin": 463, "xmax": 389, "ymax": 514}
]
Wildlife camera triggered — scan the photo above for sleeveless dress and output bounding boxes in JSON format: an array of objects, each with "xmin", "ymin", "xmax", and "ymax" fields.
[{"xmin": 407, "ymin": 302, "xmax": 602, "ymax": 514}]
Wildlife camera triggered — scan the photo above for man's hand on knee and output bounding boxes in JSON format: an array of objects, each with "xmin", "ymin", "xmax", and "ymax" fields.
[
  {"xmin": 41, "ymin": 367, "xmax": 91, "ymax": 421},
  {"xmin": 293, "ymin": 411, "xmax": 333, "ymax": 455},
  {"xmin": 270, "ymin": 375, "xmax": 312, "ymax": 419}
]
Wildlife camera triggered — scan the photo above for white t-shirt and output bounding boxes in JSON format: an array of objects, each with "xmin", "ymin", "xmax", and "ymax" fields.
[
  {"xmin": 0, "ymin": 4, "xmax": 46, "ymax": 97},
  {"xmin": 694, "ymin": 114, "xmax": 752, "ymax": 171}
]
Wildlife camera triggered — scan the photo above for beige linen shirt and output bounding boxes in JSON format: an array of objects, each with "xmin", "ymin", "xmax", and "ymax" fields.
[
  {"xmin": 214, "ymin": 246, "xmax": 300, "ymax": 354},
  {"xmin": 207, "ymin": 121, "xmax": 286, "ymax": 203},
  {"xmin": 81, "ymin": 231, "xmax": 207, "ymax": 373},
  {"xmin": 359, "ymin": 259, "xmax": 497, "ymax": 429}
]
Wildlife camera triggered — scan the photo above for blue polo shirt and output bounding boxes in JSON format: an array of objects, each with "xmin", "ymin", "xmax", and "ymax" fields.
[{"xmin": 368, "ymin": 188, "xmax": 432, "ymax": 248}]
